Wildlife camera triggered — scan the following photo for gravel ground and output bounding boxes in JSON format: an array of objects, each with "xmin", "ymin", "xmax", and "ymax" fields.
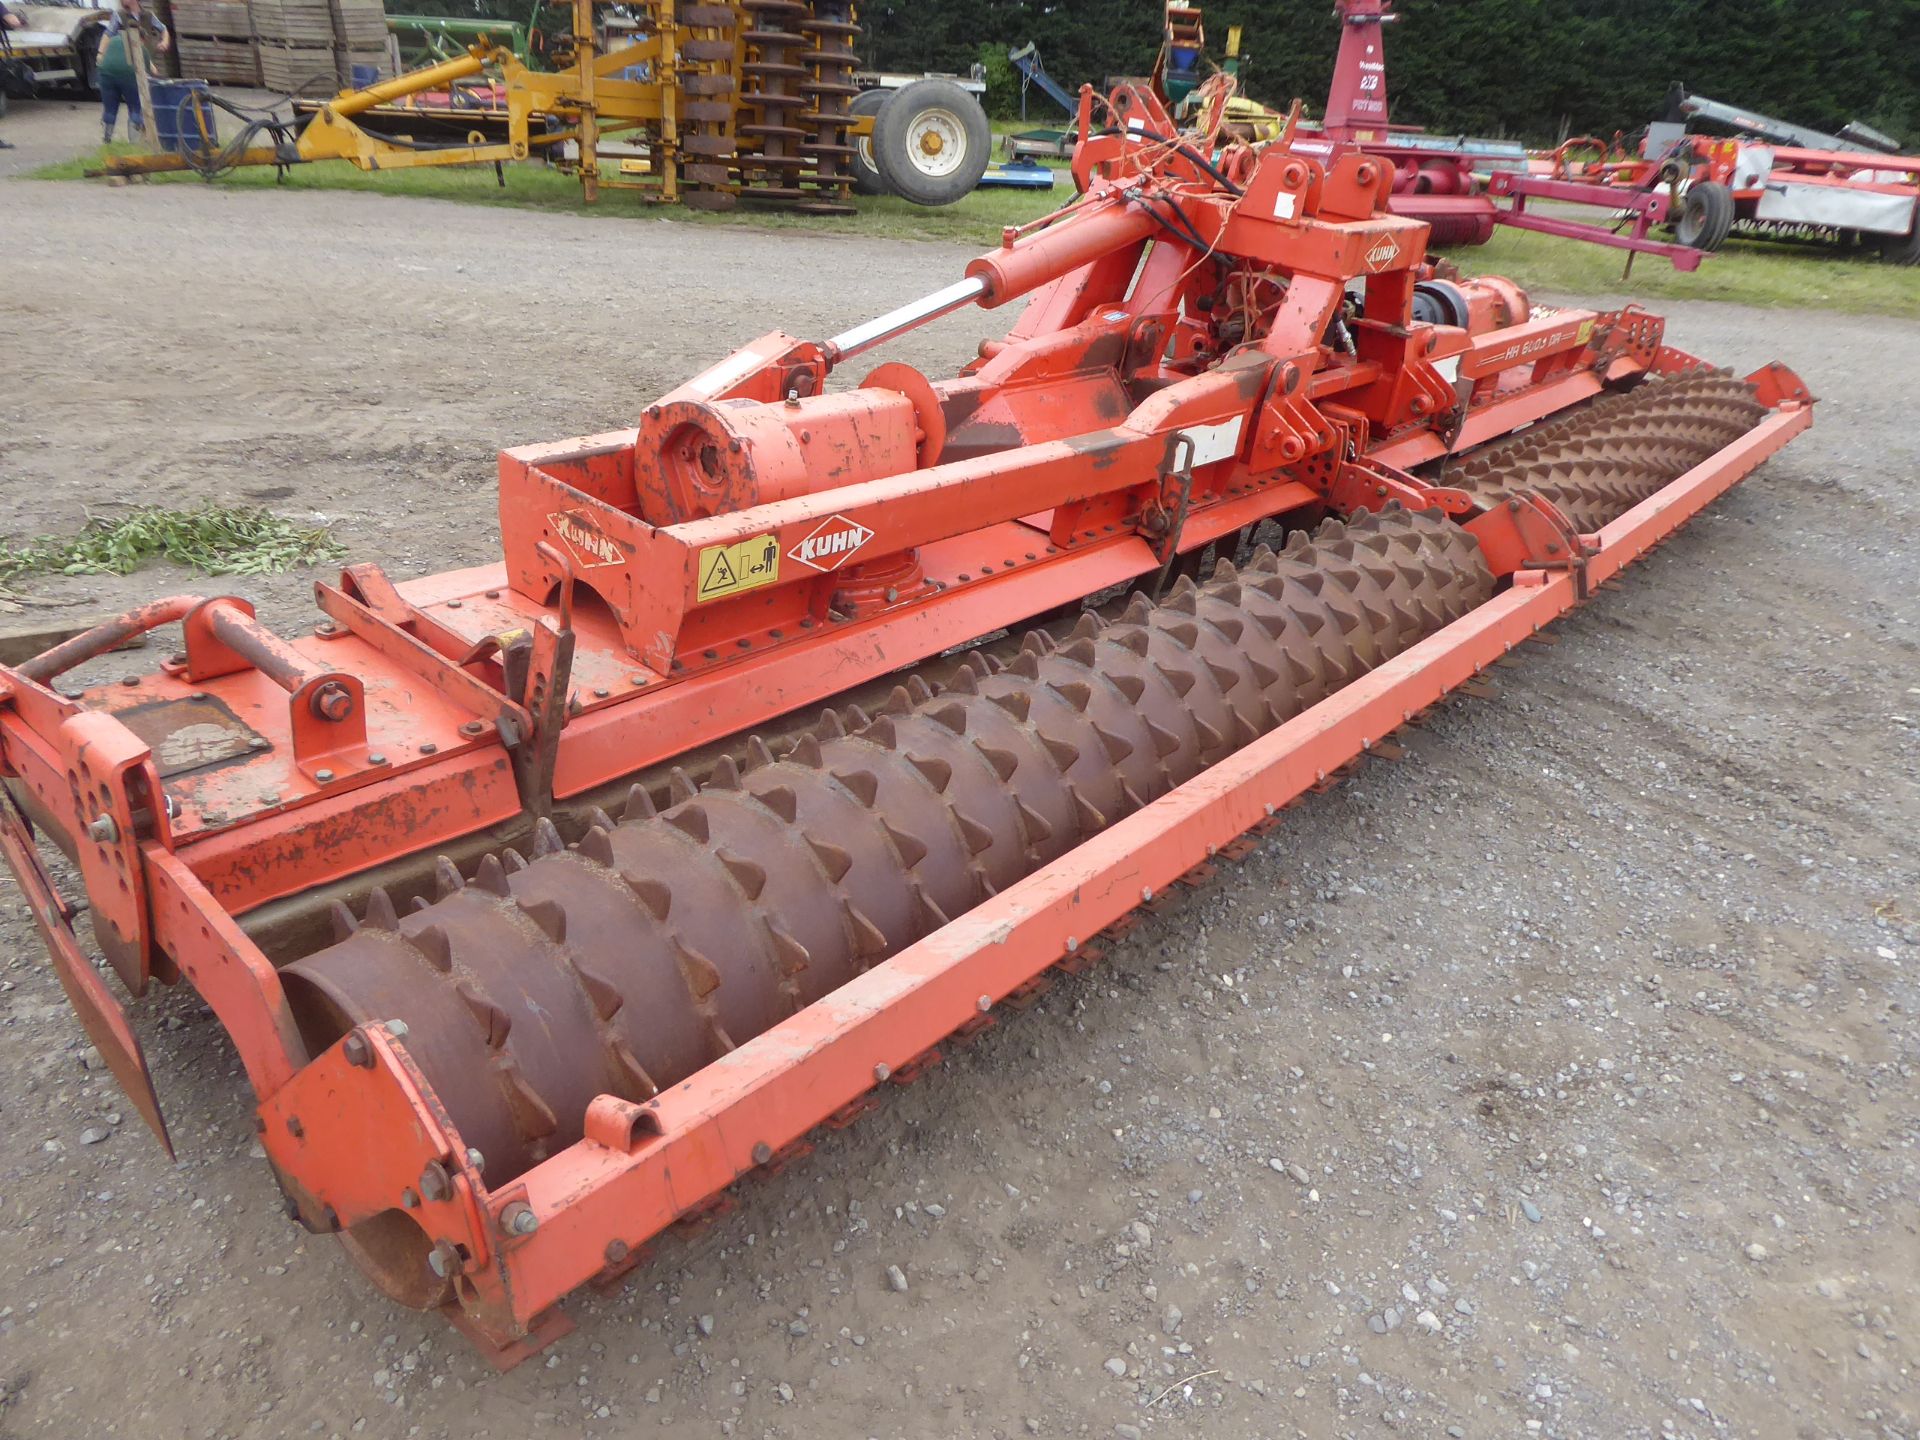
[{"xmin": 1, "ymin": 115, "xmax": 1917, "ymax": 1440}]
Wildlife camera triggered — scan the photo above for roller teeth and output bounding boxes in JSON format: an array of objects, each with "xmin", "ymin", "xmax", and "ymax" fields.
[
  {"xmin": 578, "ymin": 825, "xmax": 617, "ymax": 867},
  {"xmin": 571, "ymin": 959, "xmax": 624, "ymax": 1020},
  {"xmin": 363, "ymin": 887, "xmax": 399, "ymax": 932},
  {"xmin": 476, "ymin": 853, "xmax": 512, "ymax": 896},
  {"xmin": 1444, "ymin": 372, "xmax": 1768, "ymax": 529},
  {"xmin": 833, "ymin": 767, "xmax": 879, "ymax": 805},
  {"xmin": 413, "ymin": 923, "xmax": 453, "ymax": 974},
  {"xmin": 328, "ymin": 899, "xmax": 358, "ymax": 941},
  {"xmin": 719, "ymin": 851, "xmax": 768, "ymax": 900},
  {"xmin": 285, "ymin": 506, "xmax": 1496, "ymax": 1187},
  {"xmin": 907, "ymin": 753, "xmax": 953, "ymax": 791},
  {"xmin": 880, "ymin": 820, "xmax": 928, "ymax": 868},
  {"xmin": 666, "ymin": 805, "xmax": 710, "ymax": 843},
  {"xmin": 844, "ymin": 902, "xmax": 889, "ymax": 958},
  {"xmin": 460, "ymin": 981, "xmax": 512, "ymax": 1046},
  {"xmin": 977, "ymin": 744, "xmax": 1019, "ymax": 781},
  {"xmin": 520, "ymin": 897, "xmax": 568, "ymax": 943},
  {"xmin": 625, "ymin": 872, "xmax": 672, "ymax": 921},
  {"xmin": 806, "ymin": 835, "xmax": 854, "ymax": 881}
]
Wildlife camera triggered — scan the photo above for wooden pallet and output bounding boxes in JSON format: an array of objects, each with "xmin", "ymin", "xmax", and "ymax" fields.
[
  {"xmin": 258, "ymin": 41, "xmax": 339, "ymax": 95},
  {"xmin": 251, "ymin": 0, "xmax": 339, "ymax": 47},
  {"xmin": 327, "ymin": 0, "xmax": 388, "ymax": 51},
  {"xmin": 168, "ymin": 0, "xmax": 253, "ymax": 40},
  {"xmin": 177, "ymin": 34, "xmax": 261, "ymax": 85}
]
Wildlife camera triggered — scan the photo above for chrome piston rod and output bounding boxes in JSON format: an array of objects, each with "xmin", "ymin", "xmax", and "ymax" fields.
[{"xmin": 825, "ymin": 276, "xmax": 988, "ymax": 365}]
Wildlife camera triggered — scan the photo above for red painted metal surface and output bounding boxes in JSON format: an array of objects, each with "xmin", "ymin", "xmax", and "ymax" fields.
[
  {"xmin": 0, "ymin": 74, "xmax": 1813, "ymax": 1367},
  {"xmin": 1486, "ymin": 171, "xmax": 1705, "ymax": 271},
  {"xmin": 372, "ymin": 383, "xmax": 1811, "ymax": 1344}
]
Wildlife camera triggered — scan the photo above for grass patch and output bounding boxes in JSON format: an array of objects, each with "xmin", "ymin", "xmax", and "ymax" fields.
[
  {"xmin": 0, "ymin": 505, "xmax": 346, "ymax": 580},
  {"xmin": 31, "ymin": 144, "xmax": 1916, "ymax": 314},
  {"xmin": 1462, "ymin": 224, "xmax": 1920, "ymax": 319},
  {"xmin": 29, "ymin": 143, "xmax": 1064, "ymax": 246}
]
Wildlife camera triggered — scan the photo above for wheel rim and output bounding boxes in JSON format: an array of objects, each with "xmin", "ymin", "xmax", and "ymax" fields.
[
  {"xmin": 857, "ymin": 132, "xmax": 875, "ymax": 174},
  {"xmin": 905, "ymin": 107, "xmax": 967, "ymax": 178}
]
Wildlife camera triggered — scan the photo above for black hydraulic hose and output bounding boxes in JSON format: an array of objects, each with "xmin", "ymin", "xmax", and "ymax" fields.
[{"xmin": 1095, "ymin": 125, "xmax": 1244, "ymax": 197}]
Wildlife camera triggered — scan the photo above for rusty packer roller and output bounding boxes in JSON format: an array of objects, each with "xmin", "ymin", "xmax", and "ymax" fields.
[{"xmin": 0, "ymin": 83, "xmax": 1810, "ymax": 1366}]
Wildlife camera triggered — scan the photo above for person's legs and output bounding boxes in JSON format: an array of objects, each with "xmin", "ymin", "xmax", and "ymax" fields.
[{"xmin": 101, "ymin": 74, "xmax": 125, "ymax": 141}]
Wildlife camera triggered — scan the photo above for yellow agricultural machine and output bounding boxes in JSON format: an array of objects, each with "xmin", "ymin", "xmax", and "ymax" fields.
[{"xmin": 97, "ymin": 0, "xmax": 993, "ymax": 211}]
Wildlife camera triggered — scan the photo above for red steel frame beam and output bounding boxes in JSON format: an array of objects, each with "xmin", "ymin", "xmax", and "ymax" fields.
[
  {"xmin": 442, "ymin": 389, "xmax": 1811, "ymax": 1341},
  {"xmin": 1486, "ymin": 172, "xmax": 1704, "ymax": 272}
]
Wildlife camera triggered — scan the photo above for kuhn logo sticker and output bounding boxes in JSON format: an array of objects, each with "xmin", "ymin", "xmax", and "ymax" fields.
[
  {"xmin": 1364, "ymin": 236, "xmax": 1401, "ymax": 272},
  {"xmin": 550, "ymin": 509, "xmax": 625, "ymax": 568},
  {"xmin": 789, "ymin": 515, "xmax": 874, "ymax": 572}
]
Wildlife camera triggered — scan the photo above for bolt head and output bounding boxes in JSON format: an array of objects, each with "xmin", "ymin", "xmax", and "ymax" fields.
[
  {"xmin": 314, "ymin": 768, "xmax": 335, "ymax": 784},
  {"xmin": 466, "ymin": 1147, "xmax": 485, "ymax": 1173},
  {"xmin": 751, "ymin": 1141, "xmax": 773, "ymax": 1166},
  {"xmin": 604, "ymin": 1238, "xmax": 630, "ymax": 1265},
  {"xmin": 367, "ymin": 752, "xmax": 387, "ymax": 766},
  {"xmin": 341, "ymin": 1031, "xmax": 373, "ymax": 1068},
  {"xmin": 86, "ymin": 814, "xmax": 119, "ymax": 844},
  {"xmin": 426, "ymin": 1241, "xmax": 459, "ymax": 1278},
  {"xmin": 419, "ymin": 1160, "xmax": 453, "ymax": 1203},
  {"xmin": 504, "ymin": 1202, "xmax": 540, "ymax": 1236},
  {"xmin": 385, "ymin": 1019, "xmax": 409, "ymax": 1039},
  {"xmin": 460, "ymin": 721, "xmax": 486, "ymax": 737}
]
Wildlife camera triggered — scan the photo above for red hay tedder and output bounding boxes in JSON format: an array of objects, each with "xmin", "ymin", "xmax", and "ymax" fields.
[{"xmin": 0, "ymin": 81, "xmax": 1810, "ymax": 1366}]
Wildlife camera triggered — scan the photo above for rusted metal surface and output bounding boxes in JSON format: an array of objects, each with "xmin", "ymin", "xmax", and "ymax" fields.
[
  {"xmin": 734, "ymin": 0, "xmax": 812, "ymax": 206},
  {"xmin": 0, "ymin": 791, "xmax": 172, "ymax": 1154},
  {"xmin": 1444, "ymin": 369, "xmax": 1768, "ymax": 530},
  {"xmin": 793, "ymin": 0, "xmax": 858, "ymax": 214},
  {"xmin": 281, "ymin": 506, "xmax": 1492, "ymax": 1217}
]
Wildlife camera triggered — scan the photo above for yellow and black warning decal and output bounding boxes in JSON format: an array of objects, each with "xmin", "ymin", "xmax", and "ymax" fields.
[{"xmin": 695, "ymin": 532, "xmax": 782, "ymax": 604}]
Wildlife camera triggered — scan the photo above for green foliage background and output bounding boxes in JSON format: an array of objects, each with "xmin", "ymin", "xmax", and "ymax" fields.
[
  {"xmin": 861, "ymin": 0, "xmax": 1920, "ymax": 145},
  {"xmin": 383, "ymin": 0, "xmax": 1919, "ymax": 146}
]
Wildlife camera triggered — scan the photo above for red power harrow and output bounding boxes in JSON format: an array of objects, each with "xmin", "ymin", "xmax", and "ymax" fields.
[{"xmin": 0, "ymin": 85, "xmax": 1810, "ymax": 1366}]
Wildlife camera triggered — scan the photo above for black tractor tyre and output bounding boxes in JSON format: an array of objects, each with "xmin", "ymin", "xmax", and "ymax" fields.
[
  {"xmin": 848, "ymin": 86, "xmax": 890, "ymax": 197},
  {"xmin": 69, "ymin": 27, "xmax": 100, "ymax": 96},
  {"xmin": 1882, "ymin": 206, "xmax": 1920, "ymax": 265},
  {"xmin": 871, "ymin": 77, "xmax": 991, "ymax": 207},
  {"xmin": 1674, "ymin": 181, "xmax": 1735, "ymax": 252}
]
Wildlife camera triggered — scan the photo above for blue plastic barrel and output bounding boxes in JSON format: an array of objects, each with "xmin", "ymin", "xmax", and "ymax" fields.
[
  {"xmin": 150, "ymin": 78, "xmax": 216, "ymax": 155},
  {"xmin": 351, "ymin": 63, "xmax": 381, "ymax": 89}
]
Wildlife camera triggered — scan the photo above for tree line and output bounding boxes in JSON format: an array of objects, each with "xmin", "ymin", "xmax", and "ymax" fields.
[{"xmin": 860, "ymin": 0, "xmax": 1920, "ymax": 147}]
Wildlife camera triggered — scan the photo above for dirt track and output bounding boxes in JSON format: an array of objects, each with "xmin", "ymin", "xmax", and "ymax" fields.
[{"xmin": 2, "ymin": 119, "xmax": 1918, "ymax": 1440}]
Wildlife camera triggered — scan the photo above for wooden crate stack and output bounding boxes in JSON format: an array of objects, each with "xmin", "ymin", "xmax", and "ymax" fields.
[
  {"xmin": 168, "ymin": 0, "xmax": 264, "ymax": 86},
  {"xmin": 329, "ymin": 0, "xmax": 393, "ymax": 88},
  {"xmin": 253, "ymin": 0, "xmax": 345, "ymax": 95}
]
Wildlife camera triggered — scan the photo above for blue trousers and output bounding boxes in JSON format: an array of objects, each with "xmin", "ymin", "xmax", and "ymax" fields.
[{"xmin": 100, "ymin": 72, "xmax": 141, "ymax": 139}]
